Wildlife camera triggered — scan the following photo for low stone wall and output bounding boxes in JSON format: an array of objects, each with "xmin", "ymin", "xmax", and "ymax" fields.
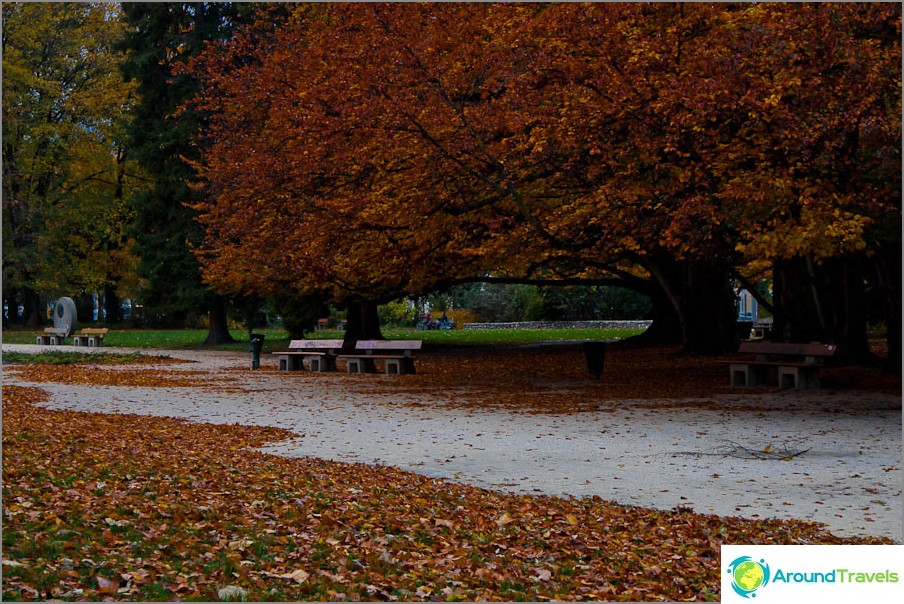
[{"xmin": 461, "ymin": 320, "xmax": 652, "ymax": 331}]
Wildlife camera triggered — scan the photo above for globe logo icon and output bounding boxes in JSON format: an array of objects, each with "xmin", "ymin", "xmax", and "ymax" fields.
[{"xmin": 727, "ymin": 556, "xmax": 771, "ymax": 598}]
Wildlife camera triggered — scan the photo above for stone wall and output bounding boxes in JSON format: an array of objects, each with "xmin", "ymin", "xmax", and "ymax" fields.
[{"xmin": 461, "ymin": 320, "xmax": 652, "ymax": 331}]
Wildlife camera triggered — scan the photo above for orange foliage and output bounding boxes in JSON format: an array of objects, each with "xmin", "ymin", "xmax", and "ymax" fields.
[{"xmin": 184, "ymin": 3, "xmax": 900, "ymax": 314}]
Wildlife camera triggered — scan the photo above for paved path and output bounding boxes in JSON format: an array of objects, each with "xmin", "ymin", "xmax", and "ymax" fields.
[{"xmin": 3, "ymin": 344, "xmax": 901, "ymax": 542}]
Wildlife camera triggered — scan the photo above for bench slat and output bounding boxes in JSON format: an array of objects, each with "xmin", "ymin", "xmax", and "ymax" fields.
[
  {"xmin": 738, "ymin": 341, "xmax": 836, "ymax": 357},
  {"xmin": 287, "ymin": 339, "xmax": 344, "ymax": 349},
  {"xmin": 355, "ymin": 340, "xmax": 422, "ymax": 351}
]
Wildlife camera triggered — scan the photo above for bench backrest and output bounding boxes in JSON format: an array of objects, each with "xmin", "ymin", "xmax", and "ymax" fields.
[
  {"xmin": 355, "ymin": 339, "xmax": 423, "ymax": 351},
  {"xmin": 739, "ymin": 341, "xmax": 836, "ymax": 357},
  {"xmin": 80, "ymin": 328, "xmax": 109, "ymax": 335},
  {"xmin": 287, "ymin": 339, "xmax": 344, "ymax": 350}
]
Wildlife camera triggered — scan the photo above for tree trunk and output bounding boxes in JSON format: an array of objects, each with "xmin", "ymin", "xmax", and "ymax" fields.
[
  {"xmin": 343, "ymin": 301, "xmax": 383, "ymax": 348},
  {"xmin": 645, "ymin": 254, "xmax": 739, "ymax": 355},
  {"xmin": 23, "ymin": 287, "xmax": 43, "ymax": 328},
  {"xmin": 772, "ymin": 255, "xmax": 872, "ymax": 364},
  {"xmin": 76, "ymin": 294, "xmax": 95, "ymax": 324},
  {"xmin": 203, "ymin": 295, "xmax": 236, "ymax": 345},
  {"xmin": 870, "ymin": 242, "xmax": 901, "ymax": 373},
  {"xmin": 104, "ymin": 285, "xmax": 122, "ymax": 324},
  {"xmin": 629, "ymin": 289, "xmax": 683, "ymax": 346}
]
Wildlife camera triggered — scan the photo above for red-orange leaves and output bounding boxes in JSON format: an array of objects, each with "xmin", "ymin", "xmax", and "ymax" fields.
[{"xmin": 184, "ymin": 3, "xmax": 900, "ymax": 327}]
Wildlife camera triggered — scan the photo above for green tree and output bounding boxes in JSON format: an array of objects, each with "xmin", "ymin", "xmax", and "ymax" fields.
[
  {"xmin": 119, "ymin": 2, "xmax": 277, "ymax": 341},
  {"xmin": 2, "ymin": 3, "xmax": 142, "ymax": 327}
]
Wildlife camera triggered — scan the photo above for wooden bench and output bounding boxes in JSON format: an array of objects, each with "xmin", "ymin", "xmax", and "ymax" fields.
[
  {"xmin": 727, "ymin": 341, "xmax": 837, "ymax": 389},
  {"xmin": 35, "ymin": 326, "xmax": 69, "ymax": 345},
  {"xmin": 72, "ymin": 328, "xmax": 109, "ymax": 347},
  {"xmin": 272, "ymin": 339, "xmax": 344, "ymax": 372},
  {"xmin": 338, "ymin": 340, "xmax": 422, "ymax": 375}
]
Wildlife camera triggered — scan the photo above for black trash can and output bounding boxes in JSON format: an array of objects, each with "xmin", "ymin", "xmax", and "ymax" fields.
[
  {"xmin": 249, "ymin": 333, "xmax": 265, "ymax": 369},
  {"xmin": 583, "ymin": 341, "xmax": 606, "ymax": 379}
]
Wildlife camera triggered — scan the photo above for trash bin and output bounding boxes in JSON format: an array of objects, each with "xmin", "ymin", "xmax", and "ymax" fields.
[
  {"xmin": 249, "ymin": 333, "xmax": 265, "ymax": 369},
  {"xmin": 582, "ymin": 341, "xmax": 606, "ymax": 379}
]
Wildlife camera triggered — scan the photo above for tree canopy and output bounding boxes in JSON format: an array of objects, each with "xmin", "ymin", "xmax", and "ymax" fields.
[
  {"xmin": 2, "ymin": 3, "xmax": 142, "ymax": 324},
  {"xmin": 184, "ymin": 3, "xmax": 899, "ymax": 356}
]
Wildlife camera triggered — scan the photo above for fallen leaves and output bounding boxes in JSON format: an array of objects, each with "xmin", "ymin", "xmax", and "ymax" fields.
[
  {"xmin": 6, "ymin": 364, "xmax": 242, "ymax": 391},
  {"xmin": 264, "ymin": 569, "xmax": 310, "ymax": 584},
  {"xmin": 95, "ymin": 576, "xmax": 118, "ymax": 595},
  {"xmin": 354, "ymin": 344, "xmax": 901, "ymax": 415},
  {"xmin": 2, "ymin": 384, "xmax": 891, "ymax": 602}
]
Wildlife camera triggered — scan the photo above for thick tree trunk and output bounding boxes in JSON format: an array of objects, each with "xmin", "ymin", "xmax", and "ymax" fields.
[
  {"xmin": 870, "ymin": 242, "xmax": 901, "ymax": 373},
  {"xmin": 76, "ymin": 294, "xmax": 95, "ymax": 324},
  {"xmin": 203, "ymin": 295, "xmax": 236, "ymax": 345},
  {"xmin": 772, "ymin": 255, "xmax": 872, "ymax": 364},
  {"xmin": 629, "ymin": 289, "xmax": 683, "ymax": 346},
  {"xmin": 104, "ymin": 285, "xmax": 122, "ymax": 324},
  {"xmin": 645, "ymin": 254, "xmax": 739, "ymax": 355},
  {"xmin": 23, "ymin": 287, "xmax": 43, "ymax": 328},
  {"xmin": 343, "ymin": 301, "xmax": 383, "ymax": 348}
]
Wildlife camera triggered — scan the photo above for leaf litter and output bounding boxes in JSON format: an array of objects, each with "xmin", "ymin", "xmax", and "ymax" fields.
[{"xmin": 3, "ymin": 381, "xmax": 892, "ymax": 602}]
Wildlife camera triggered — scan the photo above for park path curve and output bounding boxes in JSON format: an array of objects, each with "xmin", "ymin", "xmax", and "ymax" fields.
[{"xmin": 2, "ymin": 343, "xmax": 901, "ymax": 542}]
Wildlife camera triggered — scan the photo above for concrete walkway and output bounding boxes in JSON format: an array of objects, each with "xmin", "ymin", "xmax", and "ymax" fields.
[{"xmin": 3, "ymin": 344, "xmax": 901, "ymax": 542}]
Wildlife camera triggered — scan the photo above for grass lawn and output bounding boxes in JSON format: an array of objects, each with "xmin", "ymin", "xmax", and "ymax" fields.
[{"xmin": 1, "ymin": 326, "xmax": 645, "ymax": 352}]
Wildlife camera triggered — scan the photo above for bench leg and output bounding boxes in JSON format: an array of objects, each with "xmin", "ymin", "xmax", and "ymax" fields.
[
  {"xmin": 309, "ymin": 356, "xmax": 337, "ymax": 372},
  {"xmin": 730, "ymin": 363, "xmax": 770, "ymax": 387},
  {"xmin": 779, "ymin": 366, "xmax": 819, "ymax": 389},
  {"xmin": 384, "ymin": 359, "xmax": 401, "ymax": 375},
  {"xmin": 277, "ymin": 355, "xmax": 302, "ymax": 371},
  {"xmin": 346, "ymin": 358, "xmax": 377, "ymax": 374}
]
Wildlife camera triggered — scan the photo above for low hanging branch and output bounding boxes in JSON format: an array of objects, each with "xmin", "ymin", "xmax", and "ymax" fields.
[{"xmin": 669, "ymin": 439, "xmax": 812, "ymax": 461}]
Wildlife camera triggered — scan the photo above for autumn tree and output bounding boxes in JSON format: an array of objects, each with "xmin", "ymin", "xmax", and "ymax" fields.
[
  {"xmin": 2, "ymin": 2, "xmax": 143, "ymax": 326},
  {"xmin": 186, "ymin": 3, "xmax": 900, "ymax": 358},
  {"xmin": 716, "ymin": 3, "xmax": 902, "ymax": 365}
]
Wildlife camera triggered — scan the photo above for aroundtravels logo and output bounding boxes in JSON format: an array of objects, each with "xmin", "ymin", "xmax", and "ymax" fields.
[
  {"xmin": 722, "ymin": 546, "xmax": 903, "ymax": 603},
  {"xmin": 726, "ymin": 556, "xmax": 771, "ymax": 598}
]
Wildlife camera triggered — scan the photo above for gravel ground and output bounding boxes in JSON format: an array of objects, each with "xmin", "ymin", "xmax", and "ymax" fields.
[{"xmin": 3, "ymin": 344, "xmax": 901, "ymax": 542}]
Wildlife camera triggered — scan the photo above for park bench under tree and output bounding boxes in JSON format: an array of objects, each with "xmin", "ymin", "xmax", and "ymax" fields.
[
  {"xmin": 72, "ymin": 328, "xmax": 109, "ymax": 347},
  {"xmin": 35, "ymin": 326, "xmax": 70, "ymax": 346},
  {"xmin": 337, "ymin": 340, "xmax": 422, "ymax": 375},
  {"xmin": 272, "ymin": 339, "xmax": 344, "ymax": 372},
  {"xmin": 727, "ymin": 341, "xmax": 837, "ymax": 389}
]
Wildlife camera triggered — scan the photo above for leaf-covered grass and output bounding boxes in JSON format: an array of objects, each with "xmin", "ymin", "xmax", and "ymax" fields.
[
  {"xmin": 2, "ymin": 385, "xmax": 891, "ymax": 602},
  {"xmin": 1, "ymin": 351, "xmax": 170, "ymax": 366},
  {"xmin": 0, "ymin": 329, "xmax": 275, "ymax": 351}
]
